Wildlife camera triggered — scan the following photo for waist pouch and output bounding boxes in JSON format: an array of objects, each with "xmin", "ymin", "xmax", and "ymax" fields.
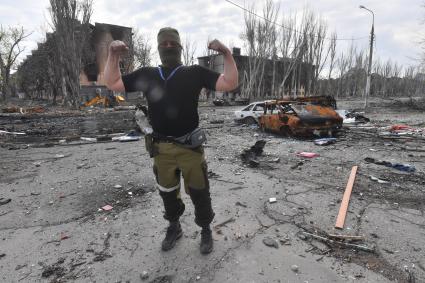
[{"xmin": 154, "ymin": 128, "xmax": 207, "ymax": 149}]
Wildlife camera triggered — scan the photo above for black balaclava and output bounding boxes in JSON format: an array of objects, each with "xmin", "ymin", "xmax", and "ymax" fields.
[{"xmin": 157, "ymin": 27, "xmax": 182, "ymax": 68}]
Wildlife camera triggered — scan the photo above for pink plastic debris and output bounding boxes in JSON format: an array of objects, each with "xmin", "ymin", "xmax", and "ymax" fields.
[
  {"xmin": 102, "ymin": 205, "xmax": 113, "ymax": 211},
  {"xmin": 297, "ymin": 152, "xmax": 320, "ymax": 158}
]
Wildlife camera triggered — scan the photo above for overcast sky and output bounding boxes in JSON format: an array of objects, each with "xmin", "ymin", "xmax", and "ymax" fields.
[{"xmin": 1, "ymin": 0, "xmax": 424, "ymax": 69}]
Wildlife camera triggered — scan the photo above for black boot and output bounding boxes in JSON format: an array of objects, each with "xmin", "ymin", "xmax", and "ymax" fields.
[
  {"xmin": 161, "ymin": 221, "xmax": 183, "ymax": 251},
  {"xmin": 200, "ymin": 226, "xmax": 213, "ymax": 254}
]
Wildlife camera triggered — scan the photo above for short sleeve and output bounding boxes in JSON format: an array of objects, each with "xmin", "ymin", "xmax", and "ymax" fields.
[
  {"xmin": 122, "ymin": 68, "xmax": 149, "ymax": 93},
  {"xmin": 196, "ymin": 65, "xmax": 220, "ymax": 91}
]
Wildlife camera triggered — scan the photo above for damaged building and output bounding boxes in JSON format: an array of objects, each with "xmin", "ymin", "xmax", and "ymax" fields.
[
  {"xmin": 17, "ymin": 22, "xmax": 133, "ymax": 102},
  {"xmin": 197, "ymin": 48, "xmax": 314, "ymax": 103}
]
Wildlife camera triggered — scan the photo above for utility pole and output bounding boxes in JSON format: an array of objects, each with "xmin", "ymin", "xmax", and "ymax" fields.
[{"xmin": 360, "ymin": 5, "xmax": 375, "ymax": 110}]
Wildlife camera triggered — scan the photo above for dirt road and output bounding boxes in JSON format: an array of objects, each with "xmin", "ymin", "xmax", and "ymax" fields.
[{"xmin": 1, "ymin": 99, "xmax": 424, "ymax": 282}]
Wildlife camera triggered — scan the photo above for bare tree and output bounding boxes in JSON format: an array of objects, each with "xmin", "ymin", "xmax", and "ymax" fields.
[
  {"xmin": 240, "ymin": 0, "xmax": 279, "ymax": 101},
  {"xmin": 326, "ymin": 32, "xmax": 337, "ymax": 94},
  {"xmin": 132, "ymin": 29, "xmax": 152, "ymax": 68},
  {"xmin": 182, "ymin": 35, "xmax": 197, "ymax": 66},
  {"xmin": 0, "ymin": 26, "xmax": 31, "ymax": 101},
  {"xmin": 49, "ymin": 0, "xmax": 93, "ymax": 108}
]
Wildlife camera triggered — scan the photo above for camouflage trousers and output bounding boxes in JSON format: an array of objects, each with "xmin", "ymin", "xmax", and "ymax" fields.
[{"xmin": 152, "ymin": 142, "xmax": 215, "ymax": 227}]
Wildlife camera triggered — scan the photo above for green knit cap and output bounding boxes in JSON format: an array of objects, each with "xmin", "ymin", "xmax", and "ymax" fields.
[{"xmin": 157, "ymin": 27, "xmax": 181, "ymax": 47}]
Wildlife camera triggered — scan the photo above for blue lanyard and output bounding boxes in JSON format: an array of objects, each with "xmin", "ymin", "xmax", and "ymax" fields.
[{"xmin": 157, "ymin": 65, "xmax": 183, "ymax": 82}]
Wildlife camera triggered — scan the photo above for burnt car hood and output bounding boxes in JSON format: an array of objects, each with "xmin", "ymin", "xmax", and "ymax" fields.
[{"xmin": 289, "ymin": 104, "xmax": 343, "ymax": 125}]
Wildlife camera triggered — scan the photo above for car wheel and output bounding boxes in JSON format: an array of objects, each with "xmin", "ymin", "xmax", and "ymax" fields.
[
  {"xmin": 244, "ymin": 117, "xmax": 257, "ymax": 125},
  {"xmin": 279, "ymin": 126, "xmax": 292, "ymax": 137}
]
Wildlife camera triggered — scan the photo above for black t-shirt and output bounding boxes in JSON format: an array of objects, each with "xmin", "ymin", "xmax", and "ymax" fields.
[{"xmin": 122, "ymin": 65, "xmax": 220, "ymax": 137}]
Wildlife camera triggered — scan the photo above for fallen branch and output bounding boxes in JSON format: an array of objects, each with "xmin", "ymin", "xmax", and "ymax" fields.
[
  {"xmin": 302, "ymin": 232, "xmax": 374, "ymax": 252},
  {"xmin": 327, "ymin": 234, "xmax": 365, "ymax": 242},
  {"xmin": 214, "ymin": 217, "xmax": 235, "ymax": 229}
]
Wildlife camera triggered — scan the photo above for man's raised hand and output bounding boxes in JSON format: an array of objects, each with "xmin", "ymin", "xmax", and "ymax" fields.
[
  {"xmin": 208, "ymin": 39, "xmax": 230, "ymax": 55},
  {"xmin": 109, "ymin": 40, "xmax": 129, "ymax": 55}
]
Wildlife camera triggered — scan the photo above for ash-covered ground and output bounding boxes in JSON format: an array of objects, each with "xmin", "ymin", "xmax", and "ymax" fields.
[{"xmin": 0, "ymin": 98, "xmax": 424, "ymax": 283}]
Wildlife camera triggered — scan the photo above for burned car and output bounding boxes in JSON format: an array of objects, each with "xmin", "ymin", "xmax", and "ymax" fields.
[
  {"xmin": 234, "ymin": 96, "xmax": 337, "ymax": 125},
  {"xmin": 258, "ymin": 101, "xmax": 343, "ymax": 137}
]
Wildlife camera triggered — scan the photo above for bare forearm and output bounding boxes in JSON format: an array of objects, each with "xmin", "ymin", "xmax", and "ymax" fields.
[
  {"xmin": 104, "ymin": 53, "xmax": 122, "ymax": 91},
  {"xmin": 222, "ymin": 49, "xmax": 238, "ymax": 90}
]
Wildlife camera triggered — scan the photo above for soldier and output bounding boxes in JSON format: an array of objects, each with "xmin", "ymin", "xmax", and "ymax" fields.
[{"xmin": 104, "ymin": 27, "xmax": 238, "ymax": 254}]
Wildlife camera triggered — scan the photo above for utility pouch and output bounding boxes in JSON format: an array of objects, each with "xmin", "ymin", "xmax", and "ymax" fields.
[
  {"xmin": 144, "ymin": 134, "xmax": 155, "ymax": 158},
  {"xmin": 187, "ymin": 128, "xmax": 207, "ymax": 148},
  {"xmin": 174, "ymin": 128, "xmax": 207, "ymax": 148}
]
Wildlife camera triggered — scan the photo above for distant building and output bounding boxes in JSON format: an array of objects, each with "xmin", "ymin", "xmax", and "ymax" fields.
[
  {"xmin": 17, "ymin": 22, "xmax": 134, "ymax": 101},
  {"xmin": 80, "ymin": 22, "xmax": 133, "ymax": 86},
  {"xmin": 197, "ymin": 48, "xmax": 313, "ymax": 101}
]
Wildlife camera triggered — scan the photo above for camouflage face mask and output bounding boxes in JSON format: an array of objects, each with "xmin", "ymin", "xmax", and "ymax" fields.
[{"xmin": 157, "ymin": 27, "xmax": 182, "ymax": 67}]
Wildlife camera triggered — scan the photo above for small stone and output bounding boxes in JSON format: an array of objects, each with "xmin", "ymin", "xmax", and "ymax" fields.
[
  {"xmin": 196, "ymin": 276, "xmax": 201, "ymax": 280},
  {"xmin": 298, "ymin": 234, "xmax": 307, "ymax": 241},
  {"xmin": 291, "ymin": 265, "xmax": 299, "ymax": 272},
  {"xmin": 140, "ymin": 271, "xmax": 149, "ymax": 280},
  {"xmin": 263, "ymin": 237, "xmax": 279, "ymax": 249}
]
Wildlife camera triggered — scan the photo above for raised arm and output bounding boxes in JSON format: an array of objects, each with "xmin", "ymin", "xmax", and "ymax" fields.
[
  {"xmin": 104, "ymin": 40, "xmax": 128, "ymax": 92},
  {"xmin": 208, "ymin": 39, "xmax": 238, "ymax": 92}
]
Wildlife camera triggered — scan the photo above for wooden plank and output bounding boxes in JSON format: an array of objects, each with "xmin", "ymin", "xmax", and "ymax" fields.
[{"xmin": 335, "ymin": 166, "xmax": 358, "ymax": 229}]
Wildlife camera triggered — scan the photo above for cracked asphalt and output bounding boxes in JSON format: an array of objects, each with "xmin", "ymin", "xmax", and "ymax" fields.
[{"xmin": 0, "ymin": 98, "xmax": 424, "ymax": 282}]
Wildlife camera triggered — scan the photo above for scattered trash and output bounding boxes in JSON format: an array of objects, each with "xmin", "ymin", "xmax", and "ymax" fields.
[
  {"xmin": 290, "ymin": 161, "xmax": 304, "ymax": 169},
  {"xmin": 196, "ymin": 275, "xmax": 201, "ymax": 280},
  {"xmin": 390, "ymin": 124, "xmax": 413, "ymax": 132},
  {"xmin": 102, "ymin": 205, "xmax": 113, "ymax": 211},
  {"xmin": 269, "ymin": 197, "xmax": 277, "ymax": 203},
  {"xmin": 336, "ymin": 110, "xmax": 370, "ymax": 124},
  {"xmin": 2, "ymin": 106, "xmax": 44, "ymax": 114},
  {"xmin": 114, "ymin": 185, "xmax": 123, "ymax": 189},
  {"xmin": 314, "ymin": 138, "xmax": 336, "ymax": 146},
  {"xmin": 113, "ymin": 130, "xmax": 142, "ymax": 142},
  {"xmin": 269, "ymin": 157, "xmax": 280, "ymax": 163},
  {"xmin": 54, "ymin": 154, "xmax": 65, "ymax": 158},
  {"xmin": 240, "ymin": 140, "xmax": 266, "ymax": 167},
  {"xmin": 369, "ymin": 176, "xmax": 389, "ymax": 184},
  {"xmin": 0, "ymin": 198, "xmax": 11, "ymax": 205},
  {"xmin": 0, "ymin": 130, "xmax": 26, "ymax": 135},
  {"xmin": 60, "ymin": 232, "xmax": 70, "ymax": 241},
  {"xmin": 140, "ymin": 271, "xmax": 149, "ymax": 280},
  {"xmin": 364, "ymin": 157, "xmax": 416, "ymax": 172},
  {"xmin": 263, "ymin": 237, "xmax": 279, "ymax": 249},
  {"xmin": 80, "ymin": 137, "xmax": 97, "ymax": 142},
  {"xmin": 290, "ymin": 265, "xmax": 299, "ymax": 273},
  {"xmin": 297, "ymin": 152, "xmax": 319, "ymax": 158}
]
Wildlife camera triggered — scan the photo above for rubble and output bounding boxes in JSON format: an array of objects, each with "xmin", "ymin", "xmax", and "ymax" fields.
[
  {"xmin": 262, "ymin": 237, "xmax": 279, "ymax": 248},
  {"xmin": 1, "ymin": 98, "xmax": 424, "ymax": 282}
]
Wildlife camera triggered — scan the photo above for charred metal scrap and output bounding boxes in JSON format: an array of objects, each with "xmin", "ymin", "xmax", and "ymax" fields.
[{"xmin": 240, "ymin": 140, "xmax": 267, "ymax": 167}]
